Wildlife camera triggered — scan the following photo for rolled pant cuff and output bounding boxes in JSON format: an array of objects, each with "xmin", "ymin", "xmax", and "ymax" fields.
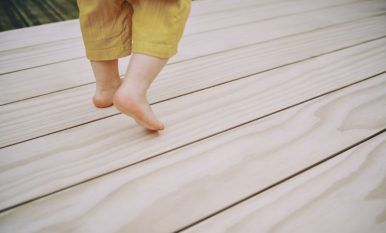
[{"xmin": 86, "ymin": 45, "xmax": 132, "ymax": 61}]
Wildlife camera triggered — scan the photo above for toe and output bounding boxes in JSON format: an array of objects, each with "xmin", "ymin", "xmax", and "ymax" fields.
[{"xmin": 113, "ymin": 90, "xmax": 165, "ymax": 131}]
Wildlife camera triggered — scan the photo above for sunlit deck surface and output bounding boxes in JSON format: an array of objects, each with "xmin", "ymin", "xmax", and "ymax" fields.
[{"xmin": 0, "ymin": 0, "xmax": 386, "ymax": 232}]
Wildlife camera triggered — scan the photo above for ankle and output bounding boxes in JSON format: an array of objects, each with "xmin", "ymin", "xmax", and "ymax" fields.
[
  {"xmin": 96, "ymin": 77, "xmax": 121, "ymax": 90},
  {"xmin": 120, "ymin": 79, "xmax": 148, "ymax": 97}
]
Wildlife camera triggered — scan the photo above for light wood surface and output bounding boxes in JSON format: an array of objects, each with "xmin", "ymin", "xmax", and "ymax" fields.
[
  {"xmin": 1, "ymin": 14, "xmax": 385, "ymax": 148},
  {"xmin": 1, "ymin": 70, "xmax": 385, "ymax": 233},
  {"xmin": 185, "ymin": 133, "xmax": 386, "ymax": 233},
  {"xmin": 0, "ymin": 19, "xmax": 81, "ymax": 52},
  {"xmin": 2, "ymin": 0, "xmax": 383, "ymax": 105},
  {"xmin": 0, "ymin": 0, "xmax": 265, "ymax": 51},
  {"xmin": 0, "ymin": 0, "xmax": 312, "ymax": 74},
  {"xmin": 0, "ymin": 0, "xmax": 377, "ymax": 75},
  {"xmin": 0, "ymin": 37, "xmax": 385, "ymax": 212},
  {"xmin": 0, "ymin": 0, "xmax": 385, "ymax": 231}
]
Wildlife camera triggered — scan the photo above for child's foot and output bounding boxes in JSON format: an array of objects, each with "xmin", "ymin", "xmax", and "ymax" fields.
[
  {"xmin": 93, "ymin": 79, "xmax": 121, "ymax": 108},
  {"xmin": 113, "ymin": 87, "xmax": 165, "ymax": 131}
]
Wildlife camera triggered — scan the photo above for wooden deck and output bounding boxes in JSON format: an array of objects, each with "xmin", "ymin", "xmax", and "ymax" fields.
[{"xmin": 0, "ymin": 0, "xmax": 386, "ymax": 232}]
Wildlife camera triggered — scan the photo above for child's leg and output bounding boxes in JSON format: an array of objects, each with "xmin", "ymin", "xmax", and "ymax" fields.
[
  {"xmin": 76, "ymin": 0, "xmax": 133, "ymax": 107},
  {"xmin": 113, "ymin": 54, "xmax": 167, "ymax": 131},
  {"xmin": 90, "ymin": 59, "xmax": 121, "ymax": 108},
  {"xmin": 113, "ymin": 0, "xmax": 191, "ymax": 131}
]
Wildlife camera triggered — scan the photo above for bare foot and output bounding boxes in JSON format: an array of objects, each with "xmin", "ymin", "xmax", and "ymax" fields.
[
  {"xmin": 93, "ymin": 79, "xmax": 121, "ymax": 108},
  {"xmin": 89, "ymin": 59, "xmax": 121, "ymax": 108},
  {"xmin": 113, "ymin": 88, "xmax": 165, "ymax": 131}
]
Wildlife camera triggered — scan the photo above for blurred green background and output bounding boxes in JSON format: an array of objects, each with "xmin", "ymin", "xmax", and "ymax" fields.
[{"xmin": 0, "ymin": 0, "xmax": 79, "ymax": 32}]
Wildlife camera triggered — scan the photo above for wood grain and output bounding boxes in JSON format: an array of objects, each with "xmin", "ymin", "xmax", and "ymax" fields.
[
  {"xmin": 1, "ymin": 14, "xmax": 385, "ymax": 147},
  {"xmin": 0, "ymin": 0, "xmax": 265, "ymax": 51},
  {"xmin": 0, "ymin": 19, "xmax": 80, "ymax": 52},
  {"xmin": 0, "ymin": 37, "xmax": 385, "ymax": 212},
  {"xmin": 0, "ymin": 0, "xmax": 284, "ymax": 73},
  {"xmin": 1, "ymin": 0, "xmax": 382, "ymax": 105},
  {"xmin": 1, "ymin": 0, "xmax": 384, "ymax": 105},
  {"xmin": 0, "ymin": 71, "xmax": 385, "ymax": 233},
  {"xmin": 185, "ymin": 134, "xmax": 386, "ymax": 233},
  {"xmin": 0, "ymin": 0, "xmax": 378, "ymax": 74}
]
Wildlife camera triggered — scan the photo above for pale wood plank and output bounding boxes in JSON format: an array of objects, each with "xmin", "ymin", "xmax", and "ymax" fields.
[
  {"xmin": 1, "ymin": 14, "xmax": 385, "ymax": 148},
  {"xmin": 0, "ymin": 71, "xmax": 385, "ymax": 233},
  {"xmin": 181, "ymin": 0, "xmax": 357, "ymax": 38},
  {"xmin": 0, "ymin": 0, "xmax": 266, "ymax": 51},
  {"xmin": 173, "ymin": 0, "xmax": 386, "ymax": 64},
  {"xmin": 0, "ymin": 38, "xmax": 385, "ymax": 211},
  {"xmin": 188, "ymin": 0, "xmax": 281, "ymax": 17},
  {"xmin": 185, "ymin": 134, "xmax": 386, "ymax": 233},
  {"xmin": 0, "ymin": 19, "xmax": 80, "ymax": 52},
  {"xmin": 0, "ymin": 0, "xmax": 383, "ymax": 105},
  {"xmin": 0, "ymin": 0, "xmax": 380, "ymax": 105},
  {"xmin": 0, "ymin": 0, "xmax": 374, "ymax": 74},
  {"xmin": 0, "ymin": 0, "xmax": 276, "ymax": 51}
]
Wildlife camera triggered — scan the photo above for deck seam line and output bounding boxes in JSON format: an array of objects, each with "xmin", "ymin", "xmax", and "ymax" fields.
[
  {"xmin": 0, "ymin": 71, "xmax": 384, "ymax": 213},
  {"xmin": 0, "ymin": 35, "xmax": 384, "ymax": 148},
  {"xmin": 2, "ymin": 33, "xmax": 386, "ymax": 107},
  {"xmin": 0, "ymin": 4, "xmax": 383, "ymax": 76},
  {"xmin": 181, "ymin": 0, "xmax": 366, "ymax": 38},
  {"xmin": 0, "ymin": 0, "xmax": 291, "ymax": 53},
  {"xmin": 175, "ymin": 129, "xmax": 386, "ymax": 232},
  {"xmin": 1, "ymin": 0, "xmax": 343, "ymax": 52}
]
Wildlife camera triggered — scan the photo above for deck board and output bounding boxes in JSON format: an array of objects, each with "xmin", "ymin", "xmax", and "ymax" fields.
[
  {"xmin": 0, "ymin": 0, "xmax": 281, "ymax": 73},
  {"xmin": 1, "ymin": 37, "xmax": 385, "ymax": 211},
  {"xmin": 0, "ymin": 0, "xmax": 385, "ymax": 231},
  {"xmin": 0, "ymin": 68, "xmax": 385, "ymax": 233},
  {"xmin": 184, "ymin": 133, "xmax": 386, "ymax": 233},
  {"xmin": 1, "ymin": 0, "xmax": 383, "ymax": 104},
  {"xmin": 1, "ymin": 13, "xmax": 385, "ymax": 147},
  {"xmin": 0, "ymin": 0, "xmax": 265, "ymax": 51},
  {"xmin": 0, "ymin": 0, "xmax": 375, "ymax": 74}
]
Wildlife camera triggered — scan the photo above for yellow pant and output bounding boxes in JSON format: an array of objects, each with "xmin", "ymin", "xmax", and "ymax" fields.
[{"xmin": 76, "ymin": 0, "xmax": 191, "ymax": 61}]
